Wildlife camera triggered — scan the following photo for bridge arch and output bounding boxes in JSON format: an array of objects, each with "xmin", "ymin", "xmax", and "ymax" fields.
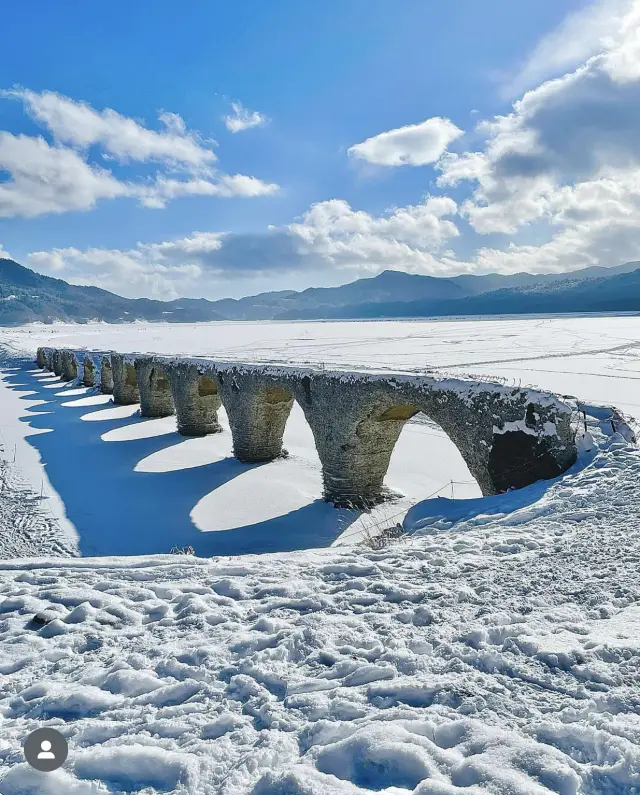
[
  {"xmin": 300, "ymin": 396, "xmax": 430, "ymax": 508},
  {"xmin": 34, "ymin": 352, "xmax": 577, "ymax": 510}
]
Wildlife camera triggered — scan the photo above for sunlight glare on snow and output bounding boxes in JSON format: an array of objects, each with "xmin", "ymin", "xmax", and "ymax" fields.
[
  {"xmin": 101, "ymin": 415, "xmax": 176, "ymax": 442},
  {"xmin": 81, "ymin": 403, "xmax": 139, "ymax": 422}
]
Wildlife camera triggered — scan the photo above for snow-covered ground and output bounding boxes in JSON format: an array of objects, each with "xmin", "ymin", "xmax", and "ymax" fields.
[
  {"xmin": 1, "ymin": 316, "xmax": 640, "ymax": 793},
  {"xmin": 0, "ymin": 417, "xmax": 639, "ymax": 794}
]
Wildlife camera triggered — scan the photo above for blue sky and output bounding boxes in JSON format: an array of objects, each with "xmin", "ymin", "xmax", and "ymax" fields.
[{"xmin": 1, "ymin": 0, "xmax": 638, "ymax": 300}]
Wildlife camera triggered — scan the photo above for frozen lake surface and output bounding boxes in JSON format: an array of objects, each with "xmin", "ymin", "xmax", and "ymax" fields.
[{"xmin": 8, "ymin": 313, "xmax": 640, "ymax": 414}]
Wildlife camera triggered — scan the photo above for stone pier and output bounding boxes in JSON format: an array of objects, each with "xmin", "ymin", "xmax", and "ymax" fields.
[
  {"xmin": 61, "ymin": 350, "xmax": 78, "ymax": 382},
  {"xmin": 52, "ymin": 350, "xmax": 63, "ymax": 377},
  {"xmin": 41, "ymin": 348, "xmax": 579, "ymax": 508},
  {"xmin": 101, "ymin": 356, "xmax": 114, "ymax": 394},
  {"xmin": 169, "ymin": 361, "xmax": 222, "ymax": 436},
  {"xmin": 135, "ymin": 358, "xmax": 175, "ymax": 418},
  {"xmin": 217, "ymin": 373, "xmax": 294, "ymax": 462},
  {"xmin": 82, "ymin": 356, "xmax": 95, "ymax": 387},
  {"xmin": 111, "ymin": 353, "xmax": 140, "ymax": 405}
]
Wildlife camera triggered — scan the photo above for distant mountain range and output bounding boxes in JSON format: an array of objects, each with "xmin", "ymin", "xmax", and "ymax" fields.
[{"xmin": 1, "ymin": 256, "xmax": 640, "ymax": 325}]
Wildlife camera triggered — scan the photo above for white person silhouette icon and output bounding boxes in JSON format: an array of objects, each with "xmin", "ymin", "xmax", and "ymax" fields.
[{"xmin": 37, "ymin": 740, "xmax": 56, "ymax": 760}]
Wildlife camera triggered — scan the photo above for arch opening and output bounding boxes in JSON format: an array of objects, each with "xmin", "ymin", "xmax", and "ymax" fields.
[
  {"xmin": 311, "ymin": 401, "xmax": 428, "ymax": 509},
  {"xmin": 112, "ymin": 357, "xmax": 140, "ymax": 405},
  {"xmin": 385, "ymin": 410, "xmax": 481, "ymax": 505},
  {"xmin": 125, "ymin": 364, "xmax": 138, "ymax": 389},
  {"xmin": 52, "ymin": 351, "xmax": 63, "ymax": 377},
  {"xmin": 61, "ymin": 353, "xmax": 78, "ymax": 382},
  {"xmin": 198, "ymin": 376, "xmax": 217, "ymax": 398},
  {"xmin": 149, "ymin": 367, "xmax": 171, "ymax": 394},
  {"xmin": 194, "ymin": 396, "xmax": 324, "ymax": 533}
]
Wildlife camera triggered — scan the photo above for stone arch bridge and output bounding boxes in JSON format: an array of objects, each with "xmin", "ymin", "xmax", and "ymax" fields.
[{"xmin": 37, "ymin": 346, "xmax": 577, "ymax": 508}]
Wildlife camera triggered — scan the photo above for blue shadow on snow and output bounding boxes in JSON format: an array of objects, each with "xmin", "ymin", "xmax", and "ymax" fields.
[{"xmin": 4, "ymin": 364, "xmax": 359, "ymax": 557}]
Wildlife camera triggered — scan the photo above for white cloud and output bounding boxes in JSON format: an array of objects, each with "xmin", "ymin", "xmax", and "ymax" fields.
[
  {"xmin": 286, "ymin": 196, "xmax": 459, "ymax": 270},
  {"xmin": 348, "ymin": 117, "xmax": 463, "ymax": 167},
  {"xmin": 24, "ymin": 196, "xmax": 461, "ymax": 298},
  {"xmin": 223, "ymin": 101, "xmax": 268, "ymax": 133},
  {"xmin": 0, "ymin": 89, "xmax": 279, "ymax": 218},
  {"xmin": 137, "ymin": 174, "xmax": 279, "ymax": 209},
  {"xmin": 436, "ymin": 0, "xmax": 640, "ymax": 236},
  {"xmin": 5, "ymin": 89, "xmax": 217, "ymax": 170},
  {"xmin": 28, "ymin": 247, "xmax": 202, "ymax": 300},
  {"xmin": 503, "ymin": 0, "xmax": 631, "ymax": 97},
  {"xmin": 469, "ymin": 169, "xmax": 640, "ymax": 275},
  {"xmin": 0, "ymin": 132, "xmax": 130, "ymax": 218},
  {"xmin": 0, "ymin": 244, "xmax": 11, "ymax": 260},
  {"xmin": 144, "ymin": 196, "xmax": 460, "ymax": 275},
  {"xmin": 140, "ymin": 232, "xmax": 224, "ymax": 263}
]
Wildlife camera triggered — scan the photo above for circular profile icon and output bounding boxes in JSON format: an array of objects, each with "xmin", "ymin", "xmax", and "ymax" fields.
[{"xmin": 24, "ymin": 728, "xmax": 68, "ymax": 772}]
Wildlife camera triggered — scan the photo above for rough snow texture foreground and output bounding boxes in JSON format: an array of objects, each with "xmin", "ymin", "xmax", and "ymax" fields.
[
  {"xmin": 0, "ymin": 455, "xmax": 75, "ymax": 559},
  {"xmin": 0, "ymin": 422, "xmax": 638, "ymax": 794}
]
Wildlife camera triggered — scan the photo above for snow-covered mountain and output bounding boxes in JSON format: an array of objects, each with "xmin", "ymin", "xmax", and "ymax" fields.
[{"xmin": 2, "ymin": 257, "xmax": 640, "ymax": 324}]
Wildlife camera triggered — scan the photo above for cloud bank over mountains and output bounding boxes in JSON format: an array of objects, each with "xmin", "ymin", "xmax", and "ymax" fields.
[{"xmin": 3, "ymin": 0, "xmax": 640, "ymax": 300}]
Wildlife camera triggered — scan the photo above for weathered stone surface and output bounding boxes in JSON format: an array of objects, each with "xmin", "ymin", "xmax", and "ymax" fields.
[
  {"xmin": 45, "ymin": 349, "xmax": 579, "ymax": 508},
  {"xmin": 213, "ymin": 364, "xmax": 577, "ymax": 507},
  {"xmin": 216, "ymin": 373, "xmax": 293, "ymax": 462},
  {"xmin": 100, "ymin": 356, "xmax": 114, "ymax": 394},
  {"xmin": 61, "ymin": 350, "xmax": 78, "ymax": 382},
  {"xmin": 135, "ymin": 358, "xmax": 175, "ymax": 418},
  {"xmin": 52, "ymin": 350, "xmax": 63, "ymax": 377},
  {"xmin": 111, "ymin": 353, "xmax": 140, "ymax": 405},
  {"xmin": 168, "ymin": 361, "xmax": 222, "ymax": 436},
  {"xmin": 82, "ymin": 356, "xmax": 95, "ymax": 387}
]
